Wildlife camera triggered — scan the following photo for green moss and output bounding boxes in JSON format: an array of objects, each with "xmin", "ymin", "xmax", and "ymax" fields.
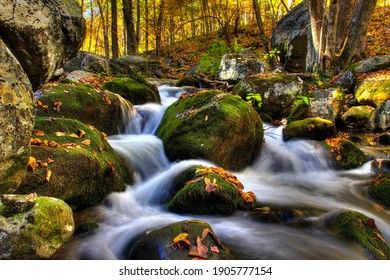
[
  {"xmin": 326, "ymin": 211, "xmax": 390, "ymax": 259},
  {"xmin": 322, "ymin": 139, "xmax": 368, "ymax": 170},
  {"xmin": 36, "ymin": 83, "xmax": 127, "ymax": 135},
  {"xmin": 102, "ymin": 78, "xmax": 160, "ymax": 104},
  {"xmin": 355, "ymin": 80, "xmax": 390, "ymax": 107},
  {"xmin": 368, "ymin": 173, "xmax": 390, "ymax": 208},
  {"xmin": 156, "ymin": 90, "xmax": 263, "ymax": 171},
  {"xmin": 283, "ymin": 117, "xmax": 337, "ymax": 141},
  {"xmin": 0, "ymin": 153, "xmax": 30, "ymax": 194},
  {"xmin": 17, "ymin": 117, "xmax": 134, "ymax": 207}
]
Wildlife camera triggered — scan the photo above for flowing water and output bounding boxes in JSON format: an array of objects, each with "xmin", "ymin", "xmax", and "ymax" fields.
[{"xmin": 57, "ymin": 82, "xmax": 390, "ymax": 260}]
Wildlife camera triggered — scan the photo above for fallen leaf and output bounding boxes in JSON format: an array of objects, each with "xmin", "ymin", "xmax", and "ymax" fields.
[
  {"xmin": 204, "ymin": 177, "xmax": 218, "ymax": 193},
  {"xmin": 201, "ymin": 228, "xmax": 210, "ymax": 241},
  {"xmin": 55, "ymin": 131, "xmax": 66, "ymax": 137},
  {"xmin": 173, "ymin": 233, "xmax": 189, "ymax": 244},
  {"xmin": 37, "ymin": 160, "xmax": 48, "ymax": 168},
  {"xmin": 81, "ymin": 139, "xmax": 91, "ymax": 146},
  {"xmin": 45, "ymin": 169, "xmax": 52, "ymax": 182},
  {"xmin": 78, "ymin": 129, "xmax": 86, "ymax": 138},
  {"xmin": 53, "ymin": 101, "xmax": 62, "ymax": 112},
  {"xmin": 28, "ymin": 157, "xmax": 38, "ymax": 172},
  {"xmin": 30, "ymin": 138, "xmax": 42, "ymax": 145},
  {"xmin": 47, "ymin": 158, "xmax": 54, "ymax": 164},
  {"xmin": 69, "ymin": 133, "xmax": 79, "ymax": 139},
  {"xmin": 205, "ymin": 115, "xmax": 209, "ymax": 121},
  {"xmin": 33, "ymin": 129, "xmax": 45, "ymax": 137},
  {"xmin": 210, "ymin": 246, "xmax": 219, "ymax": 253}
]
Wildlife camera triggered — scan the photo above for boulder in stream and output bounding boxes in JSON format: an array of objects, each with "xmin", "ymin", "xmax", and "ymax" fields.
[
  {"xmin": 283, "ymin": 117, "xmax": 338, "ymax": 141},
  {"xmin": 128, "ymin": 220, "xmax": 233, "ymax": 260},
  {"xmin": 368, "ymin": 173, "xmax": 390, "ymax": 208},
  {"xmin": 0, "ymin": 193, "xmax": 74, "ymax": 259},
  {"xmin": 156, "ymin": 90, "xmax": 264, "ymax": 171}
]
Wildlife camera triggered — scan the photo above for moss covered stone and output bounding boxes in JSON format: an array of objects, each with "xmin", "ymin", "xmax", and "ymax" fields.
[
  {"xmin": 283, "ymin": 117, "xmax": 337, "ymax": 141},
  {"xmin": 102, "ymin": 78, "xmax": 160, "ymax": 105},
  {"xmin": 0, "ymin": 194, "xmax": 74, "ymax": 259},
  {"xmin": 156, "ymin": 90, "xmax": 263, "ymax": 171},
  {"xmin": 368, "ymin": 173, "xmax": 390, "ymax": 208},
  {"xmin": 232, "ymin": 74, "xmax": 303, "ymax": 120},
  {"xmin": 325, "ymin": 210, "xmax": 390, "ymax": 260},
  {"xmin": 36, "ymin": 83, "xmax": 133, "ymax": 135},
  {"xmin": 322, "ymin": 138, "xmax": 368, "ymax": 170},
  {"xmin": 341, "ymin": 105, "xmax": 376, "ymax": 130},
  {"xmin": 17, "ymin": 117, "xmax": 134, "ymax": 207},
  {"xmin": 128, "ymin": 220, "xmax": 233, "ymax": 260},
  {"xmin": 355, "ymin": 79, "xmax": 390, "ymax": 108},
  {"xmin": 167, "ymin": 165, "xmax": 255, "ymax": 215},
  {"xmin": 175, "ymin": 76, "xmax": 200, "ymax": 87}
]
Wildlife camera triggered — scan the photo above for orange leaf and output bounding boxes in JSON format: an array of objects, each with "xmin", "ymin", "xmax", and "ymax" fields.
[
  {"xmin": 78, "ymin": 129, "xmax": 86, "ymax": 138},
  {"xmin": 30, "ymin": 138, "xmax": 42, "ymax": 145},
  {"xmin": 201, "ymin": 228, "xmax": 210, "ymax": 241},
  {"xmin": 196, "ymin": 236, "xmax": 208, "ymax": 259},
  {"xmin": 45, "ymin": 169, "xmax": 52, "ymax": 182},
  {"xmin": 47, "ymin": 158, "xmax": 54, "ymax": 164},
  {"xmin": 81, "ymin": 139, "xmax": 91, "ymax": 146},
  {"xmin": 33, "ymin": 129, "xmax": 45, "ymax": 137}
]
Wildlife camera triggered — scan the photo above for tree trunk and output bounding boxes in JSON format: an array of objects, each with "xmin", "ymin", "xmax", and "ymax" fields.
[
  {"xmin": 136, "ymin": 0, "xmax": 141, "ymax": 48},
  {"xmin": 335, "ymin": 0, "xmax": 358, "ymax": 51},
  {"xmin": 340, "ymin": 0, "xmax": 378, "ymax": 64},
  {"xmin": 111, "ymin": 0, "xmax": 119, "ymax": 59},
  {"xmin": 155, "ymin": 0, "xmax": 165, "ymax": 58},
  {"xmin": 308, "ymin": 0, "xmax": 325, "ymax": 71},
  {"xmin": 324, "ymin": 0, "xmax": 339, "ymax": 69},
  {"xmin": 97, "ymin": 0, "xmax": 110, "ymax": 57},
  {"xmin": 145, "ymin": 0, "xmax": 149, "ymax": 52},
  {"xmin": 123, "ymin": 0, "xmax": 137, "ymax": 55},
  {"xmin": 253, "ymin": 0, "xmax": 269, "ymax": 54}
]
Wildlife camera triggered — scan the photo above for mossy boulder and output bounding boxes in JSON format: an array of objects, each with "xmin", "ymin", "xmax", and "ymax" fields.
[
  {"xmin": 324, "ymin": 210, "xmax": 390, "ymax": 260},
  {"xmin": 322, "ymin": 138, "xmax": 368, "ymax": 170},
  {"xmin": 368, "ymin": 173, "xmax": 390, "ymax": 208},
  {"xmin": 155, "ymin": 90, "xmax": 263, "ymax": 171},
  {"xmin": 128, "ymin": 220, "xmax": 233, "ymax": 260},
  {"xmin": 167, "ymin": 165, "xmax": 256, "ymax": 215},
  {"xmin": 354, "ymin": 79, "xmax": 390, "ymax": 108},
  {"xmin": 175, "ymin": 75, "xmax": 200, "ymax": 87},
  {"xmin": 102, "ymin": 78, "xmax": 160, "ymax": 105},
  {"xmin": 0, "ymin": 194, "xmax": 74, "ymax": 259},
  {"xmin": 17, "ymin": 117, "xmax": 134, "ymax": 207},
  {"xmin": 232, "ymin": 74, "xmax": 303, "ymax": 121},
  {"xmin": 341, "ymin": 105, "xmax": 376, "ymax": 131},
  {"xmin": 283, "ymin": 117, "xmax": 337, "ymax": 141},
  {"xmin": 306, "ymin": 88, "xmax": 346, "ymax": 122},
  {"xmin": 36, "ymin": 83, "xmax": 133, "ymax": 135}
]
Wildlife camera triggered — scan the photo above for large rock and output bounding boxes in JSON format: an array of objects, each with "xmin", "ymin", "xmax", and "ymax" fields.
[
  {"xmin": 341, "ymin": 105, "xmax": 376, "ymax": 131},
  {"xmin": 355, "ymin": 79, "xmax": 390, "ymax": 108},
  {"xmin": 368, "ymin": 173, "xmax": 390, "ymax": 208},
  {"xmin": 375, "ymin": 100, "xmax": 390, "ymax": 132},
  {"xmin": 217, "ymin": 51, "xmax": 266, "ymax": 83},
  {"xmin": 232, "ymin": 74, "xmax": 304, "ymax": 121},
  {"xmin": 307, "ymin": 88, "xmax": 346, "ymax": 122},
  {"xmin": 0, "ymin": 39, "xmax": 34, "ymax": 193},
  {"xmin": 352, "ymin": 56, "xmax": 390, "ymax": 73},
  {"xmin": 35, "ymin": 83, "xmax": 133, "ymax": 135},
  {"xmin": 17, "ymin": 117, "xmax": 134, "ymax": 207},
  {"xmin": 270, "ymin": 1, "xmax": 309, "ymax": 73},
  {"xmin": 167, "ymin": 165, "xmax": 256, "ymax": 215},
  {"xmin": 0, "ymin": 194, "xmax": 74, "ymax": 259},
  {"xmin": 0, "ymin": 0, "xmax": 86, "ymax": 90},
  {"xmin": 283, "ymin": 118, "xmax": 337, "ymax": 141},
  {"xmin": 155, "ymin": 90, "xmax": 264, "ymax": 171},
  {"xmin": 128, "ymin": 220, "xmax": 233, "ymax": 260}
]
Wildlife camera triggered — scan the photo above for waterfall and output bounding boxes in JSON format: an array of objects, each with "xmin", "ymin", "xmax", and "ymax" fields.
[{"xmin": 57, "ymin": 82, "xmax": 390, "ymax": 260}]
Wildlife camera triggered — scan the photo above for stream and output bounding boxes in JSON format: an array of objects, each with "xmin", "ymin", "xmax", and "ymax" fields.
[{"xmin": 56, "ymin": 82, "xmax": 390, "ymax": 260}]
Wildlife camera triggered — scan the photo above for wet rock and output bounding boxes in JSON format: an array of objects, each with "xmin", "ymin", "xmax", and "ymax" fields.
[
  {"xmin": 156, "ymin": 90, "xmax": 263, "ymax": 171},
  {"xmin": 81, "ymin": 53, "xmax": 110, "ymax": 74},
  {"xmin": 374, "ymin": 100, "xmax": 390, "ymax": 132},
  {"xmin": 217, "ymin": 51, "xmax": 266, "ymax": 83},
  {"xmin": 341, "ymin": 105, "xmax": 376, "ymax": 131},
  {"xmin": 35, "ymin": 83, "xmax": 133, "ymax": 135},
  {"xmin": 102, "ymin": 78, "xmax": 160, "ymax": 105},
  {"xmin": 0, "ymin": 0, "xmax": 86, "ymax": 90},
  {"xmin": 322, "ymin": 210, "xmax": 390, "ymax": 260},
  {"xmin": 232, "ymin": 74, "xmax": 304, "ymax": 121},
  {"xmin": 109, "ymin": 55, "xmax": 153, "ymax": 77},
  {"xmin": 63, "ymin": 70, "xmax": 98, "ymax": 83},
  {"xmin": 17, "ymin": 117, "xmax": 134, "ymax": 207},
  {"xmin": 322, "ymin": 138, "xmax": 368, "ymax": 170},
  {"xmin": 368, "ymin": 173, "xmax": 390, "ymax": 208},
  {"xmin": 0, "ymin": 39, "xmax": 34, "ymax": 193},
  {"xmin": 370, "ymin": 159, "xmax": 390, "ymax": 175},
  {"xmin": 283, "ymin": 118, "xmax": 337, "ymax": 141},
  {"xmin": 376, "ymin": 132, "xmax": 390, "ymax": 146},
  {"xmin": 332, "ymin": 71, "xmax": 356, "ymax": 92},
  {"xmin": 250, "ymin": 206, "xmax": 309, "ymax": 224},
  {"xmin": 175, "ymin": 75, "xmax": 200, "ymax": 88},
  {"xmin": 167, "ymin": 165, "xmax": 255, "ymax": 215},
  {"xmin": 0, "ymin": 194, "xmax": 74, "ymax": 259},
  {"xmin": 306, "ymin": 88, "xmax": 346, "ymax": 122},
  {"xmin": 128, "ymin": 220, "xmax": 233, "ymax": 260},
  {"xmin": 352, "ymin": 55, "xmax": 390, "ymax": 73}
]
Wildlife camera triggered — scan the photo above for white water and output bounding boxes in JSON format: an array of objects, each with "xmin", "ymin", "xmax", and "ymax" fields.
[{"xmin": 59, "ymin": 84, "xmax": 390, "ymax": 260}]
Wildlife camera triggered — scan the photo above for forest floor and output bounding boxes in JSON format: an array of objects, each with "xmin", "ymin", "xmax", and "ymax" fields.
[{"xmin": 160, "ymin": 5, "xmax": 390, "ymax": 78}]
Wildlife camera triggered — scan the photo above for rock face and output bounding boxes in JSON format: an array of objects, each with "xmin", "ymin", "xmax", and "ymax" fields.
[
  {"xmin": 17, "ymin": 117, "xmax": 134, "ymax": 207},
  {"xmin": 341, "ymin": 105, "xmax": 376, "ymax": 130},
  {"xmin": 307, "ymin": 88, "xmax": 346, "ymax": 122},
  {"xmin": 375, "ymin": 100, "xmax": 390, "ymax": 132},
  {"xmin": 352, "ymin": 56, "xmax": 390, "ymax": 73},
  {"xmin": 232, "ymin": 74, "xmax": 304, "ymax": 120},
  {"xmin": 128, "ymin": 220, "xmax": 232, "ymax": 260},
  {"xmin": 0, "ymin": 0, "xmax": 86, "ymax": 90},
  {"xmin": 270, "ymin": 1, "xmax": 309, "ymax": 72},
  {"xmin": 217, "ymin": 51, "xmax": 266, "ymax": 83},
  {"xmin": 156, "ymin": 90, "xmax": 264, "ymax": 171},
  {"xmin": 354, "ymin": 79, "xmax": 390, "ymax": 108},
  {"xmin": 0, "ymin": 40, "xmax": 34, "ymax": 193},
  {"xmin": 0, "ymin": 194, "xmax": 74, "ymax": 259},
  {"xmin": 283, "ymin": 118, "xmax": 337, "ymax": 141}
]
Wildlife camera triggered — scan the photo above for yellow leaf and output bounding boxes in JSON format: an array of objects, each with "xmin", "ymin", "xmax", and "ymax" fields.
[
  {"xmin": 45, "ymin": 169, "xmax": 52, "ymax": 182},
  {"xmin": 78, "ymin": 129, "xmax": 86, "ymax": 138},
  {"xmin": 81, "ymin": 139, "xmax": 91, "ymax": 146},
  {"xmin": 69, "ymin": 133, "xmax": 79, "ymax": 139},
  {"xmin": 55, "ymin": 131, "xmax": 66, "ymax": 137},
  {"xmin": 28, "ymin": 157, "xmax": 38, "ymax": 172},
  {"xmin": 173, "ymin": 233, "xmax": 189, "ymax": 244},
  {"xmin": 205, "ymin": 115, "xmax": 208, "ymax": 121}
]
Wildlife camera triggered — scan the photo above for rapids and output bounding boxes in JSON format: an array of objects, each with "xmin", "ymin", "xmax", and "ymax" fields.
[{"xmin": 56, "ymin": 82, "xmax": 390, "ymax": 260}]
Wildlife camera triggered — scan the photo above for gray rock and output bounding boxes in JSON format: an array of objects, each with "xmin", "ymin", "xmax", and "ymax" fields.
[
  {"xmin": 353, "ymin": 56, "xmax": 390, "ymax": 73},
  {"xmin": 0, "ymin": 39, "xmax": 34, "ymax": 193},
  {"xmin": 375, "ymin": 99, "xmax": 390, "ymax": 132},
  {"xmin": 0, "ymin": 0, "xmax": 86, "ymax": 90},
  {"xmin": 341, "ymin": 105, "xmax": 376, "ymax": 130},
  {"xmin": 217, "ymin": 51, "xmax": 266, "ymax": 83},
  {"xmin": 332, "ymin": 71, "xmax": 356, "ymax": 92},
  {"xmin": 308, "ymin": 88, "xmax": 346, "ymax": 121}
]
